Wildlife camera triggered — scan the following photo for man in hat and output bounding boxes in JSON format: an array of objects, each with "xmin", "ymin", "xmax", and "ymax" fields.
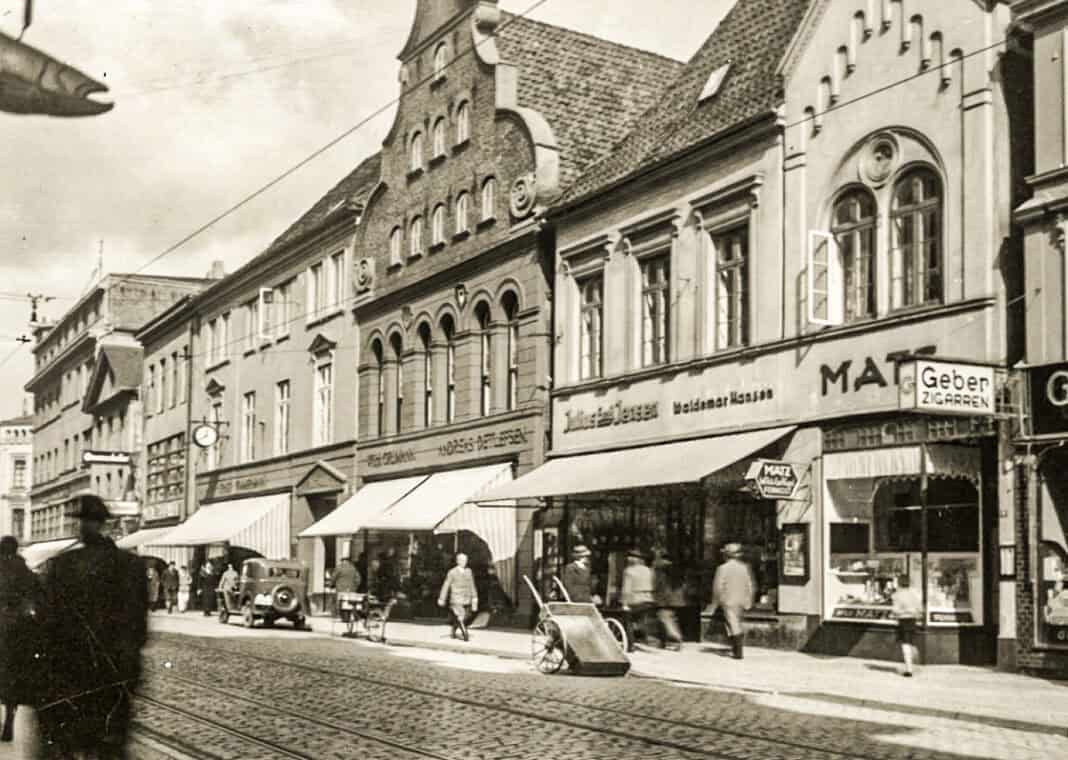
[
  {"xmin": 621, "ymin": 550, "xmax": 655, "ymax": 652},
  {"xmin": 36, "ymin": 494, "xmax": 148, "ymax": 758},
  {"xmin": 561, "ymin": 544, "xmax": 593, "ymax": 603},
  {"xmin": 711, "ymin": 543, "xmax": 754, "ymax": 659}
]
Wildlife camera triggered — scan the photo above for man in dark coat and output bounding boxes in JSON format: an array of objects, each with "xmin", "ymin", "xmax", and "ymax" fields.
[
  {"xmin": 161, "ymin": 561, "xmax": 180, "ymax": 614},
  {"xmin": 0, "ymin": 535, "xmax": 41, "ymax": 743},
  {"xmin": 561, "ymin": 545, "xmax": 593, "ymax": 602},
  {"xmin": 36, "ymin": 495, "xmax": 148, "ymax": 759}
]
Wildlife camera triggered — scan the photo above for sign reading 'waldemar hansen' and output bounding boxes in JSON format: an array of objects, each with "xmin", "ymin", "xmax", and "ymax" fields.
[{"xmin": 898, "ymin": 359, "xmax": 996, "ymax": 416}]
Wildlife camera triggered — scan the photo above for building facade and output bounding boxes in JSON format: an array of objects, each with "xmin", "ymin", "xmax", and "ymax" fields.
[
  {"xmin": 24, "ymin": 275, "xmax": 210, "ymax": 550},
  {"xmin": 0, "ymin": 416, "xmax": 32, "ymax": 545},
  {"xmin": 1011, "ymin": 0, "xmax": 1068, "ymax": 677},
  {"xmin": 143, "ymin": 156, "xmax": 382, "ymax": 603},
  {"xmin": 325, "ymin": 0, "xmax": 683, "ymax": 618},
  {"xmin": 489, "ymin": 0, "xmax": 1022, "ymax": 664}
]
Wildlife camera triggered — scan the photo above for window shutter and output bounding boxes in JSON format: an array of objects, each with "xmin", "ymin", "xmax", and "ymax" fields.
[{"xmin": 807, "ymin": 230, "xmax": 843, "ymax": 326}]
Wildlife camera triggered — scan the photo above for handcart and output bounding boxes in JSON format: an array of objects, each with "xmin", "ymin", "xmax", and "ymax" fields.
[
  {"xmin": 523, "ymin": 575, "xmax": 630, "ymax": 676},
  {"xmin": 335, "ymin": 592, "xmax": 394, "ymax": 643}
]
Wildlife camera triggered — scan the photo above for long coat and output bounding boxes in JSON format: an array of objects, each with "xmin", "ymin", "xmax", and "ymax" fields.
[
  {"xmin": 0, "ymin": 554, "xmax": 42, "ymax": 705},
  {"xmin": 561, "ymin": 561, "xmax": 592, "ymax": 603},
  {"xmin": 37, "ymin": 534, "xmax": 148, "ymax": 755},
  {"xmin": 332, "ymin": 561, "xmax": 361, "ymax": 594},
  {"xmin": 438, "ymin": 566, "xmax": 478, "ymax": 607},
  {"xmin": 712, "ymin": 558, "xmax": 754, "ymax": 637}
]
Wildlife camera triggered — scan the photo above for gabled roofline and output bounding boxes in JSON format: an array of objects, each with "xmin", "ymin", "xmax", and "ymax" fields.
[{"xmin": 775, "ymin": 0, "xmax": 833, "ymax": 81}]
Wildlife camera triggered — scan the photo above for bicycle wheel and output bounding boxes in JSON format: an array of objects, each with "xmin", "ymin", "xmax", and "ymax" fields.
[
  {"xmin": 532, "ymin": 620, "xmax": 566, "ymax": 674},
  {"xmin": 605, "ymin": 617, "xmax": 628, "ymax": 653}
]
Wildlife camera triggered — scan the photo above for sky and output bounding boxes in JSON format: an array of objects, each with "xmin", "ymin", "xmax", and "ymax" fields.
[{"xmin": 0, "ymin": 0, "xmax": 731, "ymax": 420}]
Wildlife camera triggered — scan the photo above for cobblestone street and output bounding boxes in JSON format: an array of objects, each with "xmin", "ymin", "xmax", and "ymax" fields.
[{"xmin": 115, "ymin": 620, "xmax": 1067, "ymax": 760}]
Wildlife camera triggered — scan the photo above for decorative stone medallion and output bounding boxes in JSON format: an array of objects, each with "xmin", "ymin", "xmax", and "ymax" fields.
[
  {"xmin": 354, "ymin": 257, "xmax": 375, "ymax": 294},
  {"xmin": 510, "ymin": 172, "xmax": 537, "ymax": 218},
  {"xmin": 859, "ymin": 132, "xmax": 899, "ymax": 188}
]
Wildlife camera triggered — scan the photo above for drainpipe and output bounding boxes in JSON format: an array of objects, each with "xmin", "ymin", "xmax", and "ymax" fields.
[{"xmin": 182, "ymin": 315, "xmax": 197, "ymax": 522}]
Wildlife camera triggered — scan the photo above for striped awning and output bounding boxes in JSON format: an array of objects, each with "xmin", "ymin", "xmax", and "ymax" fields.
[{"xmin": 146, "ymin": 493, "xmax": 290, "ymax": 559}]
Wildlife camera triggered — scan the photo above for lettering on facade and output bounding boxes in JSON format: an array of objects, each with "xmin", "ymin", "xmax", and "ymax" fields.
[
  {"xmin": 563, "ymin": 401, "xmax": 659, "ymax": 433},
  {"xmin": 366, "ymin": 449, "xmax": 417, "ymax": 469},
  {"xmin": 832, "ymin": 607, "xmax": 893, "ymax": 620},
  {"xmin": 439, "ymin": 427, "xmax": 529, "ymax": 458},
  {"xmin": 214, "ymin": 475, "xmax": 267, "ymax": 496},
  {"xmin": 673, "ymin": 387, "xmax": 774, "ymax": 417},
  {"xmin": 820, "ymin": 346, "xmax": 937, "ymax": 396}
]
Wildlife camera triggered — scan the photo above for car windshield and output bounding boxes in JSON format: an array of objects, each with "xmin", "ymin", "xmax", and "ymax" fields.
[{"xmin": 268, "ymin": 567, "xmax": 300, "ymax": 579}]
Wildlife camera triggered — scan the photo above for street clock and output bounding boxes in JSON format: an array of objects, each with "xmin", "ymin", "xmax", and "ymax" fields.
[{"xmin": 192, "ymin": 424, "xmax": 219, "ymax": 449}]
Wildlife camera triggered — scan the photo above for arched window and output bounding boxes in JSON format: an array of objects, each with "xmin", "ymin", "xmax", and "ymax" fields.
[
  {"xmin": 891, "ymin": 169, "xmax": 942, "ymax": 309},
  {"xmin": 389, "ymin": 226, "xmax": 402, "ymax": 267},
  {"xmin": 410, "ymin": 131, "xmax": 424, "ymax": 172},
  {"xmin": 456, "ymin": 101, "xmax": 471, "ymax": 145},
  {"xmin": 475, "ymin": 302, "xmax": 492, "ymax": 416},
  {"xmin": 418, "ymin": 322, "xmax": 433, "ymax": 428},
  {"xmin": 390, "ymin": 333, "xmax": 404, "ymax": 433},
  {"xmin": 432, "ymin": 117, "xmax": 446, "ymax": 158},
  {"xmin": 441, "ymin": 315, "xmax": 457, "ymax": 423},
  {"xmin": 481, "ymin": 177, "xmax": 496, "ymax": 222},
  {"xmin": 501, "ymin": 291, "xmax": 519, "ymax": 410},
  {"xmin": 832, "ymin": 189, "xmax": 877, "ymax": 322},
  {"xmin": 432, "ymin": 204, "xmax": 446, "ymax": 246},
  {"xmin": 455, "ymin": 192, "xmax": 470, "ymax": 235},
  {"xmin": 371, "ymin": 339, "xmax": 385, "ymax": 438},
  {"xmin": 409, "ymin": 216, "xmax": 423, "ymax": 258},
  {"xmin": 433, "ymin": 42, "xmax": 448, "ymax": 80}
]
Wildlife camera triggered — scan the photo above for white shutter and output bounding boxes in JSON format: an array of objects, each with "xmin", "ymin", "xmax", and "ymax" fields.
[{"xmin": 807, "ymin": 230, "xmax": 843, "ymax": 326}]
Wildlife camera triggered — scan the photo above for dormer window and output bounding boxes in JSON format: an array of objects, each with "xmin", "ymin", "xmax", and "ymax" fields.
[
  {"xmin": 433, "ymin": 42, "xmax": 448, "ymax": 81},
  {"xmin": 410, "ymin": 131, "xmax": 424, "ymax": 172},
  {"xmin": 456, "ymin": 101, "xmax": 471, "ymax": 145},
  {"xmin": 432, "ymin": 117, "xmax": 447, "ymax": 158}
]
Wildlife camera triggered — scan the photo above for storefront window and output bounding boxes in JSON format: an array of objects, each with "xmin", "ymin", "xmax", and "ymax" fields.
[
  {"xmin": 826, "ymin": 469, "xmax": 981, "ymax": 625},
  {"xmin": 1039, "ymin": 451, "xmax": 1068, "ymax": 647}
]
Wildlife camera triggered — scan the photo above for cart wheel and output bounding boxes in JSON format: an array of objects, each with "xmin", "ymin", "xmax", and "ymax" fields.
[
  {"xmin": 605, "ymin": 617, "xmax": 628, "ymax": 653},
  {"xmin": 218, "ymin": 607, "xmax": 229, "ymax": 625},
  {"xmin": 532, "ymin": 620, "xmax": 567, "ymax": 674},
  {"xmin": 367, "ymin": 610, "xmax": 386, "ymax": 643},
  {"xmin": 241, "ymin": 601, "xmax": 255, "ymax": 628}
]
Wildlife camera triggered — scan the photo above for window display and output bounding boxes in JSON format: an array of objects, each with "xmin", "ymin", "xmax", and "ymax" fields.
[
  {"xmin": 1039, "ymin": 453, "xmax": 1068, "ymax": 647},
  {"xmin": 825, "ymin": 459, "xmax": 982, "ymax": 626}
]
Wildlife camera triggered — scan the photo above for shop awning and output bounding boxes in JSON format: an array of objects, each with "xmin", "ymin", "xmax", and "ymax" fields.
[
  {"xmin": 298, "ymin": 476, "xmax": 428, "ymax": 538},
  {"xmin": 823, "ymin": 445, "xmax": 981, "ymax": 482},
  {"xmin": 364, "ymin": 463, "xmax": 514, "ymax": 532},
  {"xmin": 20, "ymin": 538, "xmax": 80, "ymax": 570},
  {"xmin": 145, "ymin": 492, "xmax": 290, "ymax": 559},
  {"xmin": 116, "ymin": 526, "xmax": 175, "ymax": 550},
  {"xmin": 475, "ymin": 425, "xmax": 797, "ymax": 501}
]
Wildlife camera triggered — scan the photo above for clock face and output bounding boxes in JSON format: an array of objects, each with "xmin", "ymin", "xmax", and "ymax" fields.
[{"xmin": 192, "ymin": 424, "xmax": 219, "ymax": 449}]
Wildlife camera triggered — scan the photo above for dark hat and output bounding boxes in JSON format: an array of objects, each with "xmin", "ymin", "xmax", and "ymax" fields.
[
  {"xmin": 627, "ymin": 549, "xmax": 645, "ymax": 560},
  {"xmin": 571, "ymin": 544, "xmax": 591, "ymax": 558},
  {"xmin": 72, "ymin": 494, "xmax": 111, "ymax": 522}
]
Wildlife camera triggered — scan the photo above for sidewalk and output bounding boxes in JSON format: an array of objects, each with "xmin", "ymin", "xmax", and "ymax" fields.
[{"xmin": 304, "ymin": 615, "xmax": 1068, "ymax": 738}]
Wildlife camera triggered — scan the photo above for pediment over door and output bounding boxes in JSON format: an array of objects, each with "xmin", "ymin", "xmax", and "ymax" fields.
[{"xmin": 295, "ymin": 460, "xmax": 347, "ymax": 497}]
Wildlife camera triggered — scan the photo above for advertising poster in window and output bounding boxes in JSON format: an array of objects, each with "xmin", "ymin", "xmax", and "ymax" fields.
[
  {"xmin": 925, "ymin": 556, "xmax": 979, "ymax": 624},
  {"xmin": 829, "ymin": 554, "xmax": 907, "ymax": 622},
  {"xmin": 1039, "ymin": 462, "xmax": 1068, "ymax": 647},
  {"xmin": 781, "ymin": 523, "xmax": 808, "ymax": 583}
]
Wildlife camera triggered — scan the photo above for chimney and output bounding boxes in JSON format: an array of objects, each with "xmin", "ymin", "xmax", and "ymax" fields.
[{"xmin": 207, "ymin": 260, "xmax": 226, "ymax": 280}]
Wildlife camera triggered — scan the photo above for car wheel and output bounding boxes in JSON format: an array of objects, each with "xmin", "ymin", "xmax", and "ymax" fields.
[
  {"xmin": 242, "ymin": 601, "xmax": 255, "ymax": 628},
  {"xmin": 293, "ymin": 616, "xmax": 307, "ymax": 630},
  {"xmin": 262, "ymin": 616, "xmax": 275, "ymax": 628},
  {"xmin": 271, "ymin": 585, "xmax": 299, "ymax": 615}
]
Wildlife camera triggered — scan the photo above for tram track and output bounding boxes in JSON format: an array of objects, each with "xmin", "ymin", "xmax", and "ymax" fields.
[{"xmin": 145, "ymin": 635, "xmax": 880, "ymax": 760}]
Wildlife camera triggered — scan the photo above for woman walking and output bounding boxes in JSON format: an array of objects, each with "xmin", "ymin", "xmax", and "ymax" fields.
[{"xmin": 0, "ymin": 535, "xmax": 42, "ymax": 742}]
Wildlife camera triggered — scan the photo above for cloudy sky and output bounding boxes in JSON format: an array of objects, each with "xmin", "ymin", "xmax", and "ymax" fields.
[{"xmin": 0, "ymin": 0, "xmax": 729, "ymax": 419}]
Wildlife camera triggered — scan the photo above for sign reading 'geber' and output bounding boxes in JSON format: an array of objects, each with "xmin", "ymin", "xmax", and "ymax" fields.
[{"xmin": 898, "ymin": 359, "xmax": 996, "ymax": 416}]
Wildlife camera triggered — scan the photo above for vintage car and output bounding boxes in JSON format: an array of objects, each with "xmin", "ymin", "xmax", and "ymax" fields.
[{"xmin": 217, "ymin": 558, "xmax": 310, "ymax": 629}]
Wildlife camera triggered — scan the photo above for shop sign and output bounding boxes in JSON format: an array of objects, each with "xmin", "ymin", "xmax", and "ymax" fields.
[
  {"xmin": 563, "ymin": 401, "xmax": 659, "ymax": 433},
  {"xmin": 832, "ymin": 607, "xmax": 893, "ymax": 621},
  {"xmin": 929, "ymin": 610, "xmax": 974, "ymax": 624},
  {"xmin": 365, "ymin": 449, "xmax": 417, "ymax": 469},
  {"xmin": 81, "ymin": 451, "xmax": 131, "ymax": 466},
  {"xmin": 1029, "ymin": 361, "xmax": 1068, "ymax": 436},
  {"xmin": 744, "ymin": 459, "xmax": 803, "ymax": 499},
  {"xmin": 438, "ymin": 427, "xmax": 528, "ymax": 457},
  {"xmin": 213, "ymin": 474, "xmax": 267, "ymax": 496},
  {"xmin": 898, "ymin": 360, "xmax": 996, "ymax": 416}
]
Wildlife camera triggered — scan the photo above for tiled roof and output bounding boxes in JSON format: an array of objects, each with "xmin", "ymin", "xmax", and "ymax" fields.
[
  {"xmin": 557, "ymin": 0, "xmax": 811, "ymax": 206},
  {"xmin": 264, "ymin": 152, "xmax": 382, "ymax": 256},
  {"xmin": 99, "ymin": 345, "xmax": 143, "ymax": 391},
  {"xmin": 495, "ymin": 14, "xmax": 685, "ymax": 190}
]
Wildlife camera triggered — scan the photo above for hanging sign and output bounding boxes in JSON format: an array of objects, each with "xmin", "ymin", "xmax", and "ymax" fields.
[
  {"xmin": 81, "ymin": 451, "xmax": 131, "ymax": 466},
  {"xmin": 744, "ymin": 459, "xmax": 803, "ymax": 499},
  {"xmin": 898, "ymin": 359, "xmax": 996, "ymax": 416}
]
